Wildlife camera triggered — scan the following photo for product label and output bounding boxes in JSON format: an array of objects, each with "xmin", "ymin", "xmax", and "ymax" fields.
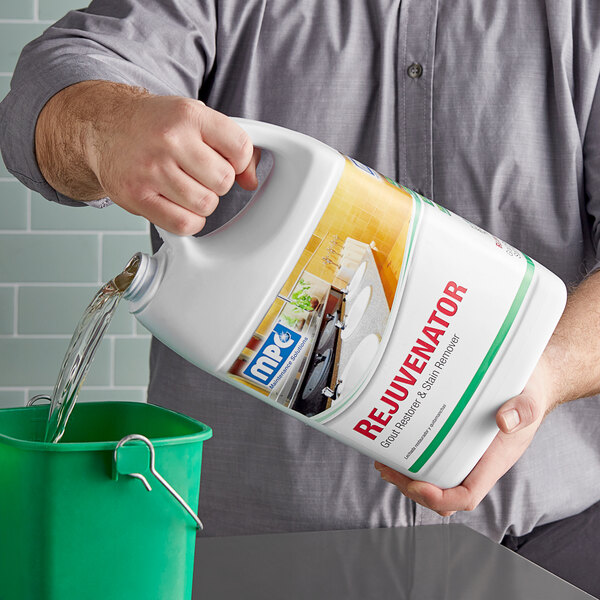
[
  {"xmin": 227, "ymin": 156, "xmax": 416, "ymax": 408},
  {"xmin": 225, "ymin": 155, "xmax": 534, "ymax": 478}
]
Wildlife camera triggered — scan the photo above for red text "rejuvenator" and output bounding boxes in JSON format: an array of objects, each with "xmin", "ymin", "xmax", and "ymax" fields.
[{"xmin": 353, "ymin": 281, "xmax": 468, "ymax": 441}]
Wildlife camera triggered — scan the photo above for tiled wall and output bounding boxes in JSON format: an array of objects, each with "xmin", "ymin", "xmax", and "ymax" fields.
[{"xmin": 0, "ymin": 0, "xmax": 152, "ymax": 408}]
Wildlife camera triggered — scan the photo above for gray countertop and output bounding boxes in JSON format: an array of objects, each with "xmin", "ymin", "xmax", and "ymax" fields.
[{"xmin": 193, "ymin": 524, "xmax": 593, "ymax": 600}]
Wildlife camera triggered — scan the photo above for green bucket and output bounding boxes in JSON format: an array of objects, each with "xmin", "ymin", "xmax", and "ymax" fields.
[{"xmin": 0, "ymin": 401, "xmax": 212, "ymax": 600}]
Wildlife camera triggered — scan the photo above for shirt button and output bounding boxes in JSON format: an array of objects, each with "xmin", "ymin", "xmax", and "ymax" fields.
[{"xmin": 407, "ymin": 63, "xmax": 423, "ymax": 79}]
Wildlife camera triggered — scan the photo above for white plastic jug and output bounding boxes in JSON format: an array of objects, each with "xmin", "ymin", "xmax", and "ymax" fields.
[{"xmin": 124, "ymin": 118, "xmax": 566, "ymax": 488}]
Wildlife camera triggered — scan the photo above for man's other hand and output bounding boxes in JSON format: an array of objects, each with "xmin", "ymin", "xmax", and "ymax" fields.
[{"xmin": 374, "ymin": 353, "xmax": 555, "ymax": 515}]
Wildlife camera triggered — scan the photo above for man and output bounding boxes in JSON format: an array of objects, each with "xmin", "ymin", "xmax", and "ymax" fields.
[{"xmin": 1, "ymin": 0, "xmax": 599, "ymax": 594}]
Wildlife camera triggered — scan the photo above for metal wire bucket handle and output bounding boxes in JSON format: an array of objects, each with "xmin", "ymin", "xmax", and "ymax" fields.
[
  {"xmin": 113, "ymin": 434, "xmax": 204, "ymax": 530},
  {"xmin": 27, "ymin": 394, "xmax": 52, "ymax": 407}
]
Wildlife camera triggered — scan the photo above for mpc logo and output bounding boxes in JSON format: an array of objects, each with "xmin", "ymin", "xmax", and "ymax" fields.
[{"xmin": 244, "ymin": 323, "xmax": 303, "ymax": 388}]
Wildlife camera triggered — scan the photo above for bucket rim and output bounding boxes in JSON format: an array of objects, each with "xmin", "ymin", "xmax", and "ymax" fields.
[{"xmin": 0, "ymin": 401, "xmax": 213, "ymax": 451}]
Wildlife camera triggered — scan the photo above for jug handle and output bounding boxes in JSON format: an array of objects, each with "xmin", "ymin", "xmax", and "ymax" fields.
[{"xmin": 155, "ymin": 117, "xmax": 340, "ymax": 251}]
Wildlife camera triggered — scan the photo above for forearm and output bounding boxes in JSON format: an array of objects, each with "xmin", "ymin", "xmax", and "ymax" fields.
[
  {"xmin": 34, "ymin": 80, "xmax": 149, "ymax": 202},
  {"xmin": 543, "ymin": 269, "xmax": 600, "ymax": 408}
]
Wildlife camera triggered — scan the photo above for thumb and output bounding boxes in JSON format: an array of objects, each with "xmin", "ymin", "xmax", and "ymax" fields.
[
  {"xmin": 496, "ymin": 393, "xmax": 542, "ymax": 434},
  {"xmin": 235, "ymin": 147, "xmax": 261, "ymax": 191}
]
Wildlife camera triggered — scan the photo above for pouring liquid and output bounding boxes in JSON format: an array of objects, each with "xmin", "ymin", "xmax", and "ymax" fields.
[{"xmin": 44, "ymin": 256, "xmax": 140, "ymax": 443}]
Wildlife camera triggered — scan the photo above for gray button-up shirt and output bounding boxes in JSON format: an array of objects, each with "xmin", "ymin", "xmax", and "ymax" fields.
[{"xmin": 2, "ymin": 0, "xmax": 600, "ymax": 541}]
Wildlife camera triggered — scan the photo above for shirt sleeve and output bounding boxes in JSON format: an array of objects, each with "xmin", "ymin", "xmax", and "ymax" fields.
[{"xmin": 0, "ymin": 0, "xmax": 217, "ymax": 207}]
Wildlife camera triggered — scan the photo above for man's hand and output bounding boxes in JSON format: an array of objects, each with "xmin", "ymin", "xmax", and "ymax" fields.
[
  {"xmin": 374, "ymin": 353, "xmax": 555, "ymax": 515},
  {"xmin": 35, "ymin": 80, "xmax": 260, "ymax": 234},
  {"xmin": 375, "ymin": 269, "xmax": 600, "ymax": 514}
]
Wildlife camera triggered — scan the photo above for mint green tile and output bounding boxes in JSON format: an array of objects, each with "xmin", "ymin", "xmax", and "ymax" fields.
[
  {"xmin": 135, "ymin": 320, "xmax": 152, "ymax": 336},
  {"xmin": 77, "ymin": 388, "xmax": 147, "ymax": 403},
  {"xmin": 101, "ymin": 234, "xmax": 151, "ymax": 282},
  {"xmin": 39, "ymin": 0, "xmax": 81, "ymax": 21},
  {"xmin": 0, "ymin": 162, "xmax": 10, "ymax": 178},
  {"xmin": 107, "ymin": 300, "xmax": 138, "ymax": 335},
  {"xmin": 0, "ymin": 233, "xmax": 98, "ymax": 283},
  {"xmin": 113, "ymin": 338, "xmax": 150, "ymax": 386},
  {"xmin": 0, "ymin": 337, "xmax": 111, "ymax": 387},
  {"xmin": 0, "ymin": 287, "xmax": 14, "ymax": 334},
  {"xmin": 0, "ymin": 75, "xmax": 12, "ymax": 179},
  {"xmin": 0, "ymin": 0, "xmax": 34, "ymax": 20},
  {"xmin": 0, "ymin": 181, "xmax": 27, "ymax": 229},
  {"xmin": 0, "ymin": 390, "xmax": 25, "ymax": 408},
  {"xmin": 31, "ymin": 193, "xmax": 149, "ymax": 231},
  {"xmin": 19, "ymin": 285, "xmax": 135, "ymax": 335},
  {"xmin": 0, "ymin": 158, "xmax": 11, "ymax": 179},
  {"xmin": 0, "ymin": 23, "xmax": 47, "ymax": 72},
  {"xmin": 0, "ymin": 76, "xmax": 10, "ymax": 102}
]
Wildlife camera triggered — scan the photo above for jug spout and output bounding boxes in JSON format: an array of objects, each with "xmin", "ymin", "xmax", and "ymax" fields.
[{"xmin": 122, "ymin": 252, "xmax": 159, "ymax": 307}]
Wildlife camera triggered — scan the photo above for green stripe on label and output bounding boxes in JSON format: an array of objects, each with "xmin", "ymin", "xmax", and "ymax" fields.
[{"xmin": 408, "ymin": 254, "xmax": 535, "ymax": 474}]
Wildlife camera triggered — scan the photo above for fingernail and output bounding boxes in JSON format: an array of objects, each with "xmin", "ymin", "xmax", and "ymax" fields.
[{"xmin": 500, "ymin": 408, "xmax": 520, "ymax": 432}]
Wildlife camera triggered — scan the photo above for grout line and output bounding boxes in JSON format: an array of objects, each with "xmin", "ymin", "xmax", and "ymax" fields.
[
  {"xmin": 0, "ymin": 176, "xmax": 17, "ymax": 181},
  {"xmin": 102, "ymin": 231, "xmax": 151, "ymax": 235},
  {"xmin": 13, "ymin": 286, "xmax": 18, "ymax": 335},
  {"xmin": 111, "ymin": 334, "xmax": 152, "ymax": 339},
  {"xmin": 0, "ymin": 334, "xmax": 71, "ymax": 339},
  {"xmin": 0, "ymin": 19, "xmax": 54, "ymax": 24},
  {"xmin": 0, "ymin": 282, "xmax": 102, "ymax": 287},
  {"xmin": 32, "ymin": 0, "xmax": 39, "ymax": 21},
  {"xmin": 0, "ymin": 230, "xmax": 148, "ymax": 235},
  {"xmin": 16, "ymin": 386, "xmax": 149, "ymax": 391},
  {"xmin": 0, "ymin": 333, "xmax": 151, "ymax": 339}
]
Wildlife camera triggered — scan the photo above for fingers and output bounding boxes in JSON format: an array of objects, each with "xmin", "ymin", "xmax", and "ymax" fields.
[
  {"xmin": 195, "ymin": 106, "xmax": 260, "ymax": 190},
  {"xmin": 197, "ymin": 106, "xmax": 254, "ymax": 175},
  {"xmin": 157, "ymin": 167, "xmax": 219, "ymax": 218},
  {"xmin": 374, "ymin": 462, "xmax": 457, "ymax": 516},
  {"xmin": 133, "ymin": 192, "xmax": 206, "ymax": 236},
  {"xmin": 375, "ymin": 460, "xmax": 473, "ymax": 515},
  {"xmin": 110, "ymin": 160, "xmax": 219, "ymax": 235},
  {"xmin": 178, "ymin": 142, "xmax": 237, "ymax": 197}
]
